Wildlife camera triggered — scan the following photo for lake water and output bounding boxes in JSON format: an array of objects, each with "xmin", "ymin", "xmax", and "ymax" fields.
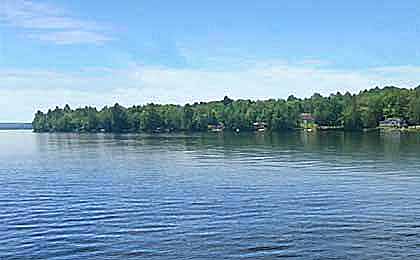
[{"xmin": 1, "ymin": 130, "xmax": 420, "ymax": 259}]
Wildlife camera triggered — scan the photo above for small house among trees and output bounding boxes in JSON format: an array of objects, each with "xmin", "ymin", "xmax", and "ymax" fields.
[
  {"xmin": 253, "ymin": 122, "xmax": 267, "ymax": 132},
  {"xmin": 300, "ymin": 113, "xmax": 315, "ymax": 128},
  {"xmin": 379, "ymin": 118, "xmax": 407, "ymax": 128},
  {"xmin": 208, "ymin": 123, "xmax": 224, "ymax": 132}
]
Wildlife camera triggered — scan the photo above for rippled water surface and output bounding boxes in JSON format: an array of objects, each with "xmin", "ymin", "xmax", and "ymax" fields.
[{"xmin": 2, "ymin": 130, "xmax": 420, "ymax": 259}]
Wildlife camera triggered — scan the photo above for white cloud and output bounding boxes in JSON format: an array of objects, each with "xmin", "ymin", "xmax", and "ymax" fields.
[
  {"xmin": 297, "ymin": 59, "xmax": 331, "ymax": 67},
  {"xmin": 1, "ymin": 62, "xmax": 420, "ymax": 121},
  {"xmin": 28, "ymin": 31, "xmax": 113, "ymax": 45},
  {"xmin": 0, "ymin": 0, "xmax": 112, "ymax": 44}
]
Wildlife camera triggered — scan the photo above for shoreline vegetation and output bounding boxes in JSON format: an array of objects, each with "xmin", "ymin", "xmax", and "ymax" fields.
[{"xmin": 33, "ymin": 86, "xmax": 420, "ymax": 133}]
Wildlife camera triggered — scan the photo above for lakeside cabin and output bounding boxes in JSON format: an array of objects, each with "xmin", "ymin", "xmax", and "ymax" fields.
[
  {"xmin": 379, "ymin": 118, "xmax": 407, "ymax": 128},
  {"xmin": 253, "ymin": 122, "xmax": 267, "ymax": 132},
  {"xmin": 208, "ymin": 123, "xmax": 224, "ymax": 132},
  {"xmin": 300, "ymin": 113, "xmax": 315, "ymax": 129}
]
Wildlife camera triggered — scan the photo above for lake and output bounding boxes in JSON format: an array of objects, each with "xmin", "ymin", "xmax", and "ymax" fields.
[{"xmin": 1, "ymin": 130, "xmax": 420, "ymax": 259}]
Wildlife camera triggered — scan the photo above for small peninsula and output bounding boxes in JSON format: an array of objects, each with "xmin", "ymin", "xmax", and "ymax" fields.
[{"xmin": 33, "ymin": 86, "xmax": 420, "ymax": 133}]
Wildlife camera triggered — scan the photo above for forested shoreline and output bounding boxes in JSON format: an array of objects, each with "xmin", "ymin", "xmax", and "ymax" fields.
[{"xmin": 32, "ymin": 86, "xmax": 420, "ymax": 133}]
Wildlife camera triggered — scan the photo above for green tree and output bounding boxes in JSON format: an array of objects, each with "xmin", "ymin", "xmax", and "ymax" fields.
[
  {"xmin": 409, "ymin": 96, "xmax": 420, "ymax": 124},
  {"xmin": 343, "ymin": 97, "xmax": 363, "ymax": 131}
]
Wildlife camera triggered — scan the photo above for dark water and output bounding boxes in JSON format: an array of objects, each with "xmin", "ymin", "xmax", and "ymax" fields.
[{"xmin": 2, "ymin": 130, "xmax": 420, "ymax": 259}]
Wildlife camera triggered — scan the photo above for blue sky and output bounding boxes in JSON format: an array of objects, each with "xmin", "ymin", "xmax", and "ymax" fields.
[{"xmin": 1, "ymin": 0, "xmax": 420, "ymax": 121}]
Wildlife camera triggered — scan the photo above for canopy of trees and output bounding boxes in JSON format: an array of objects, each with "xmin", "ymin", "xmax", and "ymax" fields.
[{"xmin": 33, "ymin": 86, "xmax": 420, "ymax": 133}]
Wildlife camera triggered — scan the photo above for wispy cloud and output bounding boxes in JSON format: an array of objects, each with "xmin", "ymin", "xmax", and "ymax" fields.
[
  {"xmin": 2, "ymin": 62, "xmax": 420, "ymax": 121},
  {"xmin": 296, "ymin": 59, "xmax": 331, "ymax": 67},
  {"xmin": 28, "ymin": 31, "xmax": 113, "ymax": 45},
  {"xmin": 0, "ymin": 0, "xmax": 113, "ymax": 44}
]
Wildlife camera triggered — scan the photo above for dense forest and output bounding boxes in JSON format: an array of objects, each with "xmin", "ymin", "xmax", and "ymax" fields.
[{"xmin": 33, "ymin": 86, "xmax": 420, "ymax": 133}]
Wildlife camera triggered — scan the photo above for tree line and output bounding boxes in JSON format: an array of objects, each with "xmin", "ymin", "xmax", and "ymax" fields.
[{"xmin": 32, "ymin": 86, "xmax": 420, "ymax": 133}]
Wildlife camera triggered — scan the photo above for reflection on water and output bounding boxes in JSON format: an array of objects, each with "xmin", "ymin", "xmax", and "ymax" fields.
[{"xmin": 1, "ymin": 130, "xmax": 420, "ymax": 259}]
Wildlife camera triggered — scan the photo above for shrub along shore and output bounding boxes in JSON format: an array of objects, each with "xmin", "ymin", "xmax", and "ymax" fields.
[{"xmin": 32, "ymin": 86, "xmax": 420, "ymax": 133}]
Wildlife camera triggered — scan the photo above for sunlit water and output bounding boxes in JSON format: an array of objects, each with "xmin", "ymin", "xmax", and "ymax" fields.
[{"xmin": 1, "ymin": 130, "xmax": 420, "ymax": 259}]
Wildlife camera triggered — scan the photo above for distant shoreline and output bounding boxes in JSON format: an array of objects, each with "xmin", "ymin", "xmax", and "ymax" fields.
[
  {"xmin": 32, "ymin": 86, "xmax": 420, "ymax": 133},
  {"xmin": 28, "ymin": 127, "xmax": 420, "ymax": 135},
  {"xmin": 0, "ymin": 123, "xmax": 32, "ymax": 130}
]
